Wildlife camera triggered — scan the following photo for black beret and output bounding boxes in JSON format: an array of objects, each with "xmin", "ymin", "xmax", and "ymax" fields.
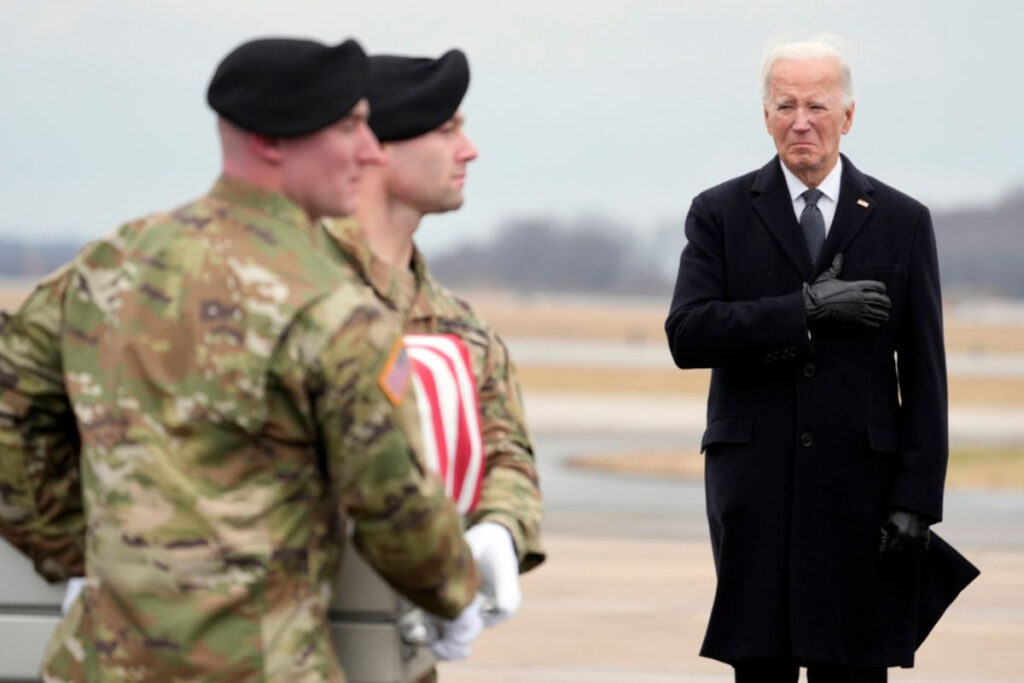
[
  {"xmin": 207, "ymin": 37, "xmax": 370, "ymax": 137},
  {"xmin": 367, "ymin": 49, "xmax": 470, "ymax": 142}
]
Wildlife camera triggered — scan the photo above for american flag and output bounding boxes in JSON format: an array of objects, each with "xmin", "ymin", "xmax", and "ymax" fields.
[{"xmin": 404, "ymin": 334, "xmax": 484, "ymax": 515}]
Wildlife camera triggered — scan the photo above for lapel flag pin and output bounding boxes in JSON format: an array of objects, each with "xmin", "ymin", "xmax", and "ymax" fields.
[{"xmin": 857, "ymin": 198, "xmax": 870, "ymax": 208}]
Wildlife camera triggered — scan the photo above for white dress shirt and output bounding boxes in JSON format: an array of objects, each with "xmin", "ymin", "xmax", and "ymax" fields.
[{"xmin": 780, "ymin": 157, "xmax": 843, "ymax": 236}]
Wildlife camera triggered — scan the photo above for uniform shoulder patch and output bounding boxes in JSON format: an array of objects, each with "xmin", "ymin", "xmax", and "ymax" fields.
[{"xmin": 378, "ymin": 337, "xmax": 411, "ymax": 405}]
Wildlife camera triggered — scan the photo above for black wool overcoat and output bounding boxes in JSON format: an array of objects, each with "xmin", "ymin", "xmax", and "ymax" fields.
[{"xmin": 665, "ymin": 156, "xmax": 979, "ymax": 668}]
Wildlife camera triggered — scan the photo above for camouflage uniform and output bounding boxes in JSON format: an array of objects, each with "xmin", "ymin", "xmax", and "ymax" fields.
[
  {"xmin": 321, "ymin": 219, "xmax": 544, "ymax": 572},
  {"xmin": 2, "ymin": 177, "xmax": 478, "ymax": 681},
  {"xmin": 0, "ymin": 264, "xmax": 84, "ymax": 580}
]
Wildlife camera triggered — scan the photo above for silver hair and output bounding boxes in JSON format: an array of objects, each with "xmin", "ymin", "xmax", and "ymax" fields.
[{"xmin": 760, "ymin": 36, "xmax": 854, "ymax": 108}]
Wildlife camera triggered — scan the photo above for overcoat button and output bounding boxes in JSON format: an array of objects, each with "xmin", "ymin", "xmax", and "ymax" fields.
[
  {"xmin": 800, "ymin": 432, "xmax": 814, "ymax": 447},
  {"xmin": 803, "ymin": 363, "xmax": 816, "ymax": 378}
]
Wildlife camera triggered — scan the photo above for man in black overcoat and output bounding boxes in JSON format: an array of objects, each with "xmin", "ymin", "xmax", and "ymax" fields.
[{"xmin": 664, "ymin": 38, "xmax": 979, "ymax": 683}]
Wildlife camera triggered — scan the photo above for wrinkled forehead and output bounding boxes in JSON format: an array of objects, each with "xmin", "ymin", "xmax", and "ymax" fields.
[{"xmin": 768, "ymin": 57, "xmax": 844, "ymax": 99}]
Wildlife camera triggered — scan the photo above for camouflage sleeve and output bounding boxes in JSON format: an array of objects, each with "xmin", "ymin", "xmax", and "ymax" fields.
[
  {"xmin": 291, "ymin": 293, "xmax": 480, "ymax": 619},
  {"xmin": 0, "ymin": 266, "xmax": 85, "ymax": 581},
  {"xmin": 467, "ymin": 330, "xmax": 545, "ymax": 573}
]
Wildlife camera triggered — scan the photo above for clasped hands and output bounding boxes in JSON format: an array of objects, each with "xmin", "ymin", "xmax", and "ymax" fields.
[
  {"xmin": 429, "ymin": 521, "xmax": 521, "ymax": 660},
  {"xmin": 803, "ymin": 254, "xmax": 892, "ymax": 331}
]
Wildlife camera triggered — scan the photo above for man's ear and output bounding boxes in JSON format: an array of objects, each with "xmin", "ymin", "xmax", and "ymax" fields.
[
  {"xmin": 841, "ymin": 101, "xmax": 856, "ymax": 135},
  {"xmin": 248, "ymin": 133, "xmax": 285, "ymax": 165}
]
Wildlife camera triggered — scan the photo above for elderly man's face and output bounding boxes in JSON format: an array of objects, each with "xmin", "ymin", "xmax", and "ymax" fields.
[
  {"xmin": 764, "ymin": 57, "xmax": 854, "ymax": 187},
  {"xmin": 278, "ymin": 99, "xmax": 385, "ymax": 220},
  {"xmin": 383, "ymin": 111, "xmax": 478, "ymax": 215}
]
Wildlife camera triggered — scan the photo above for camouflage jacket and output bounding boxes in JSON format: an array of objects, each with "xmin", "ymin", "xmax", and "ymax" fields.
[
  {"xmin": 3, "ymin": 177, "xmax": 478, "ymax": 682},
  {"xmin": 321, "ymin": 219, "xmax": 544, "ymax": 572},
  {"xmin": 0, "ymin": 262, "xmax": 85, "ymax": 580}
]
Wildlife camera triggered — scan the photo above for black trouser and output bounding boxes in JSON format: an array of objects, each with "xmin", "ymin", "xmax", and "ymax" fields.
[{"xmin": 733, "ymin": 659, "xmax": 887, "ymax": 683}]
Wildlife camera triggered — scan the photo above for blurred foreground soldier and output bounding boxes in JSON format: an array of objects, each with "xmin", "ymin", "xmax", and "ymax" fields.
[
  {"xmin": 0, "ymin": 37, "xmax": 480, "ymax": 681},
  {"xmin": 321, "ymin": 49, "xmax": 544, "ymax": 676},
  {"xmin": 664, "ymin": 38, "xmax": 978, "ymax": 682}
]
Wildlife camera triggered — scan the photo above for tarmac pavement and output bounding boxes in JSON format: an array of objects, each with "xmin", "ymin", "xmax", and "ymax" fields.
[
  {"xmin": 439, "ymin": 535, "xmax": 1024, "ymax": 682},
  {"xmin": 436, "ymin": 388, "xmax": 1024, "ymax": 682}
]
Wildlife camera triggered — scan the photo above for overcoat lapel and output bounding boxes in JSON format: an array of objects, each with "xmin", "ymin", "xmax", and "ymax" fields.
[
  {"xmin": 815, "ymin": 154, "xmax": 877, "ymax": 278},
  {"xmin": 751, "ymin": 157, "xmax": 813, "ymax": 279}
]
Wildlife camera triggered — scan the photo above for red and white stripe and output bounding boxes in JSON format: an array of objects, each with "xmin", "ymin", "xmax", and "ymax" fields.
[{"xmin": 404, "ymin": 334, "xmax": 484, "ymax": 515}]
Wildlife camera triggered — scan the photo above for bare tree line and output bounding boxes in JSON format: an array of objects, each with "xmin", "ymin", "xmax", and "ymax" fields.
[
  {"xmin": 433, "ymin": 189, "xmax": 1024, "ymax": 298},
  {"xmin": 1, "ymin": 190, "xmax": 1021, "ymax": 297}
]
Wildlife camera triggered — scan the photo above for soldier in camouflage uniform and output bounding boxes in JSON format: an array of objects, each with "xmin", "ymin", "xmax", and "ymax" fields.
[
  {"xmin": 321, "ymin": 49, "xmax": 544, "ymax": 671},
  {"xmin": 321, "ymin": 226, "xmax": 544, "ymax": 578},
  {"xmin": 0, "ymin": 37, "xmax": 481, "ymax": 681}
]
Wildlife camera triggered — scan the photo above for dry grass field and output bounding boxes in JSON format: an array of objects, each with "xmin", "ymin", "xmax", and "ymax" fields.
[
  {"xmin": 5, "ymin": 285, "xmax": 1022, "ymax": 355},
  {"xmin": 3, "ymin": 284, "xmax": 1022, "ymax": 486},
  {"xmin": 467, "ymin": 292, "xmax": 1024, "ymax": 488},
  {"xmin": 469, "ymin": 291, "xmax": 1024, "ymax": 354},
  {"xmin": 4, "ymin": 284, "xmax": 1022, "ymax": 408},
  {"xmin": 467, "ymin": 292, "xmax": 1024, "ymax": 407},
  {"xmin": 517, "ymin": 364, "xmax": 1024, "ymax": 406},
  {"xmin": 568, "ymin": 444, "xmax": 1024, "ymax": 488}
]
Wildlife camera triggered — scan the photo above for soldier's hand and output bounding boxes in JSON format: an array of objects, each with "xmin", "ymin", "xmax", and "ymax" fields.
[
  {"xmin": 465, "ymin": 522, "xmax": 522, "ymax": 627},
  {"xmin": 803, "ymin": 254, "xmax": 892, "ymax": 331},
  {"xmin": 429, "ymin": 594, "xmax": 485, "ymax": 660},
  {"xmin": 878, "ymin": 509, "xmax": 931, "ymax": 556}
]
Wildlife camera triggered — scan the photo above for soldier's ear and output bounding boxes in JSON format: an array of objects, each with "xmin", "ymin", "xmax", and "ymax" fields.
[{"xmin": 248, "ymin": 132, "xmax": 285, "ymax": 165}]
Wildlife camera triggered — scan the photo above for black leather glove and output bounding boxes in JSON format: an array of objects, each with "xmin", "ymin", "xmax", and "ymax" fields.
[
  {"xmin": 803, "ymin": 254, "xmax": 892, "ymax": 331},
  {"xmin": 878, "ymin": 509, "xmax": 931, "ymax": 556}
]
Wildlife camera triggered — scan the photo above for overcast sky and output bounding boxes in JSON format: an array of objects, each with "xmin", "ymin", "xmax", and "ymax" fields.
[{"xmin": 1, "ymin": 0, "xmax": 1021, "ymax": 254}]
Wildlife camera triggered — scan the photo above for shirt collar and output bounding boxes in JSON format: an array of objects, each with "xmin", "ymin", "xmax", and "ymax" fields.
[{"xmin": 780, "ymin": 156, "xmax": 843, "ymax": 204}]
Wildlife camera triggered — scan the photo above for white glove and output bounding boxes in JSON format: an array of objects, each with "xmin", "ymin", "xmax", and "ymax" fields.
[
  {"xmin": 62, "ymin": 577, "xmax": 87, "ymax": 615},
  {"xmin": 464, "ymin": 522, "xmax": 521, "ymax": 626},
  {"xmin": 429, "ymin": 594, "xmax": 485, "ymax": 661}
]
